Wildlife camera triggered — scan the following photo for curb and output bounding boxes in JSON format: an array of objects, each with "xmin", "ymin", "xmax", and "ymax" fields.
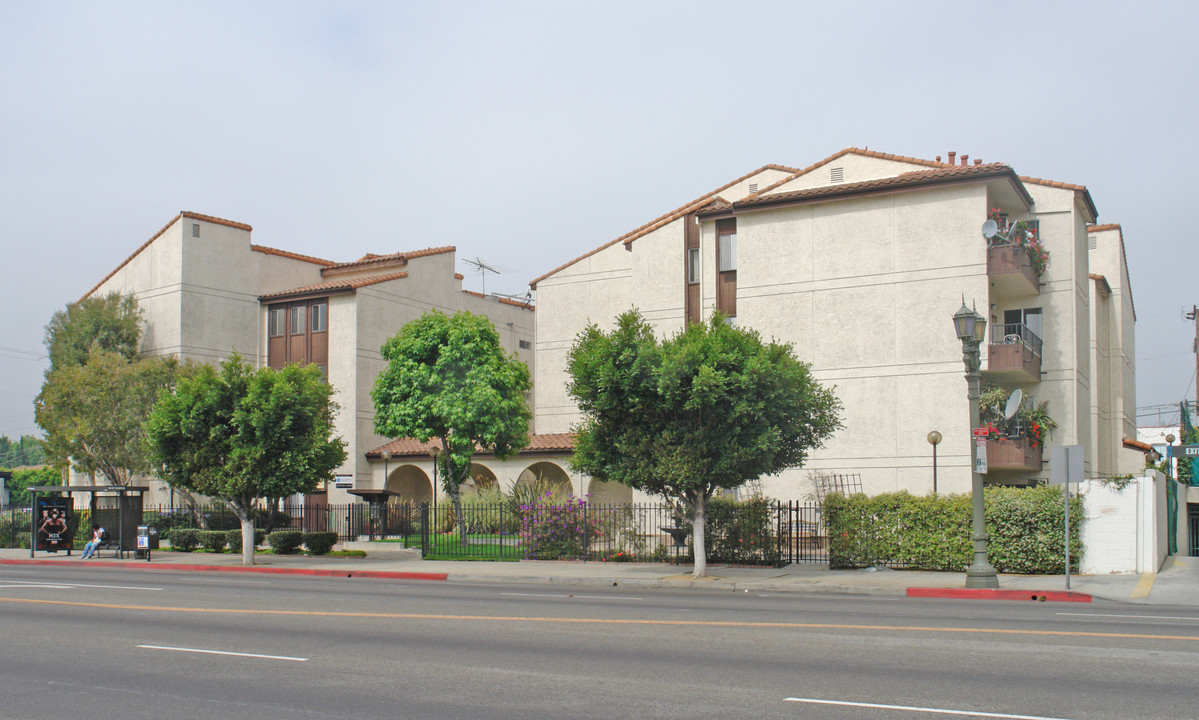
[
  {"xmin": 0, "ymin": 558, "xmax": 447, "ymax": 582},
  {"xmin": 907, "ymin": 587, "xmax": 1092, "ymax": 603}
]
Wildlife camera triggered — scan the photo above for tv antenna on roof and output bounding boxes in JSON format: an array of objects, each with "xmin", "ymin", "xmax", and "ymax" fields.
[{"xmin": 462, "ymin": 257, "xmax": 511, "ymax": 295}]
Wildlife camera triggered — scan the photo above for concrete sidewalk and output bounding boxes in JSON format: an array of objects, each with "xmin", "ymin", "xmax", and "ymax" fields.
[{"xmin": 3, "ymin": 546, "xmax": 1196, "ymax": 606}]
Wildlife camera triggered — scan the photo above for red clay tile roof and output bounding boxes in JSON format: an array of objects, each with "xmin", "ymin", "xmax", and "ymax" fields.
[
  {"xmin": 1123, "ymin": 437, "xmax": 1153, "ymax": 453},
  {"xmin": 1088, "ymin": 223, "xmax": 1122, "ymax": 233},
  {"xmin": 461, "ymin": 289, "xmax": 535, "ymax": 310},
  {"xmin": 259, "ymin": 272, "xmax": 407, "ymax": 302},
  {"xmin": 250, "ymin": 244, "xmax": 333, "ymax": 266},
  {"xmin": 1090, "ymin": 273, "xmax": 1112, "ymax": 296},
  {"xmin": 529, "ymin": 164, "xmax": 797, "ymax": 288},
  {"xmin": 322, "ymin": 246, "xmax": 455, "ymax": 277},
  {"xmin": 83, "ymin": 211, "xmax": 254, "ymax": 300},
  {"xmin": 703, "ymin": 163, "xmax": 1031, "ymax": 216},
  {"xmin": 367, "ymin": 433, "xmax": 576, "ymax": 458}
]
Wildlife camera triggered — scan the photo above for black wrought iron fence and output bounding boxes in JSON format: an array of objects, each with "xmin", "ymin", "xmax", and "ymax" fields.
[{"xmin": 2, "ymin": 500, "xmax": 828, "ymax": 565}]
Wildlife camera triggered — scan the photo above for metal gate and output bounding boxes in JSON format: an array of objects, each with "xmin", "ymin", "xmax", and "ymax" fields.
[{"xmin": 1189, "ymin": 504, "xmax": 1199, "ymax": 557}]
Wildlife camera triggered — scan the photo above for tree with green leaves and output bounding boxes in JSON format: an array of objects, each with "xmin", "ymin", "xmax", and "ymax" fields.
[
  {"xmin": 36, "ymin": 350, "xmax": 183, "ymax": 485},
  {"xmin": 147, "ymin": 355, "xmax": 346, "ymax": 565},
  {"xmin": 44, "ymin": 292, "xmax": 142, "ymax": 370},
  {"xmin": 36, "ymin": 293, "xmax": 185, "ymax": 484},
  {"xmin": 371, "ymin": 311, "xmax": 531, "ymax": 540},
  {"xmin": 568, "ymin": 310, "xmax": 842, "ymax": 578}
]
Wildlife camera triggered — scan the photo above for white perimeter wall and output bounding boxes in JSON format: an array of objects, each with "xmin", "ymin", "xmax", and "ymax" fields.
[{"xmin": 1080, "ymin": 471, "xmax": 1167, "ymax": 574}]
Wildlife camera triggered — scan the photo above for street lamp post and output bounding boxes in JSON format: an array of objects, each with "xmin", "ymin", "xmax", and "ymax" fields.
[
  {"xmin": 927, "ymin": 430, "xmax": 942, "ymax": 495},
  {"xmin": 954, "ymin": 301, "xmax": 999, "ymax": 589}
]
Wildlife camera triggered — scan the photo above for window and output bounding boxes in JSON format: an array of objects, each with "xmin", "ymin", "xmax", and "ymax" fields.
[
  {"xmin": 311, "ymin": 302, "xmax": 327, "ymax": 333},
  {"xmin": 519, "ymin": 339, "xmax": 532, "ymax": 350},
  {"xmin": 687, "ymin": 247, "xmax": 701, "ymax": 284},
  {"xmin": 268, "ymin": 307, "xmax": 286, "ymax": 337},
  {"xmin": 290, "ymin": 306, "xmax": 306, "ymax": 335},
  {"xmin": 718, "ymin": 233, "xmax": 737, "ymax": 272}
]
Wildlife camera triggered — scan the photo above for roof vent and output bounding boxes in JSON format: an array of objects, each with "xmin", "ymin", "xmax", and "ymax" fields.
[
  {"xmin": 748, "ymin": 182, "xmax": 759, "ymax": 193},
  {"xmin": 192, "ymin": 223, "xmax": 200, "ymax": 238},
  {"xmin": 830, "ymin": 167, "xmax": 845, "ymax": 184}
]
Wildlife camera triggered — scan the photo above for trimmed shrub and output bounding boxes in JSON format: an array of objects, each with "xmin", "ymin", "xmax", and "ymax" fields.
[
  {"xmin": 251, "ymin": 508, "xmax": 294, "ymax": 534},
  {"xmin": 198, "ymin": 530, "xmax": 227, "ymax": 552},
  {"xmin": 824, "ymin": 487, "xmax": 1082, "ymax": 574},
  {"xmin": 170, "ymin": 528, "xmax": 199, "ymax": 552},
  {"xmin": 705, "ymin": 496, "xmax": 780, "ymax": 566},
  {"xmin": 304, "ymin": 531, "xmax": 338, "ymax": 555},
  {"xmin": 269, "ymin": 530, "xmax": 304, "ymax": 555}
]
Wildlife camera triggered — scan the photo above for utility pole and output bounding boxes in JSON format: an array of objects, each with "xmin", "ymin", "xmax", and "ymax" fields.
[{"xmin": 1189, "ymin": 305, "xmax": 1199, "ymax": 410}]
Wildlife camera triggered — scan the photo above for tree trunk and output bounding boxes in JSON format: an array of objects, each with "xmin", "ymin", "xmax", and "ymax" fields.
[
  {"xmin": 691, "ymin": 493, "xmax": 707, "ymax": 579},
  {"xmin": 229, "ymin": 500, "xmax": 255, "ymax": 567},
  {"xmin": 452, "ymin": 487, "xmax": 466, "ymax": 548}
]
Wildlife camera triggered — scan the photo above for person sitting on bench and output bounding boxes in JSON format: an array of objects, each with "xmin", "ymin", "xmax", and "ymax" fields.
[{"xmin": 81, "ymin": 524, "xmax": 106, "ymax": 559}]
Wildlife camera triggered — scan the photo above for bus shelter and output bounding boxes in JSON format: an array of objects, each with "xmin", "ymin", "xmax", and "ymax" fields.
[{"xmin": 29, "ymin": 485, "xmax": 149, "ymax": 558}]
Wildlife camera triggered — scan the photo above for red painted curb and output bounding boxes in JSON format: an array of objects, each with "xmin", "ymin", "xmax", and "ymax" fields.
[
  {"xmin": 907, "ymin": 587, "xmax": 1092, "ymax": 603},
  {"xmin": 0, "ymin": 558, "xmax": 447, "ymax": 582}
]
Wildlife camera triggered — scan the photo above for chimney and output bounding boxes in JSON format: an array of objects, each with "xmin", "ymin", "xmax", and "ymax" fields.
[
  {"xmin": 974, "ymin": 158, "xmax": 982, "ymax": 165},
  {"xmin": 936, "ymin": 156, "xmax": 942, "ymax": 163},
  {"xmin": 961, "ymin": 154, "xmax": 968, "ymax": 166},
  {"xmin": 947, "ymin": 151, "xmax": 956, "ymax": 165}
]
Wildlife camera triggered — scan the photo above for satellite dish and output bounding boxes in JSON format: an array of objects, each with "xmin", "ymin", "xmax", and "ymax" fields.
[
  {"xmin": 982, "ymin": 219, "xmax": 999, "ymax": 240},
  {"xmin": 1003, "ymin": 388, "xmax": 1023, "ymax": 420}
]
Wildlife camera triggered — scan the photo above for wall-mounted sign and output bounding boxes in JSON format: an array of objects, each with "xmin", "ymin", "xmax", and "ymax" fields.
[{"xmin": 333, "ymin": 474, "xmax": 354, "ymax": 489}]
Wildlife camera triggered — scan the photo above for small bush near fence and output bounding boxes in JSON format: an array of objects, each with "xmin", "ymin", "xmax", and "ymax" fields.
[
  {"xmin": 170, "ymin": 529, "xmax": 199, "ymax": 552},
  {"xmin": 269, "ymin": 530, "xmax": 304, "ymax": 554},
  {"xmin": 304, "ymin": 531, "xmax": 337, "ymax": 555},
  {"xmin": 198, "ymin": 530, "xmax": 227, "ymax": 552},
  {"xmin": 520, "ymin": 495, "xmax": 597, "ymax": 559},
  {"xmin": 0, "ymin": 509, "xmax": 32, "ymax": 549},
  {"xmin": 705, "ymin": 496, "xmax": 781, "ymax": 565},
  {"xmin": 824, "ymin": 487, "xmax": 1082, "ymax": 574},
  {"xmin": 225, "ymin": 528, "xmax": 266, "ymax": 552}
]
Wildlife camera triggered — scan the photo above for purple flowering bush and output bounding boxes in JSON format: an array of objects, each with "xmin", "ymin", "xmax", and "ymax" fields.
[{"xmin": 519, "ymin": 493, "xmax": 598, "ymax": 559}]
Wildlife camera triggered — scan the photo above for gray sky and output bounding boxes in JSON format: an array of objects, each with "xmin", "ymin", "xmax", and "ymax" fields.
[{"xmin": 2, "ymin": 1, "xmax": 1197, "ymax": 440}]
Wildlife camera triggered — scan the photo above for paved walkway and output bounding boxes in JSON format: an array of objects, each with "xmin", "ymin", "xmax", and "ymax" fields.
[{"xmin": 3, "ymin": 546, "xmax": 1197, "ymax": 606}]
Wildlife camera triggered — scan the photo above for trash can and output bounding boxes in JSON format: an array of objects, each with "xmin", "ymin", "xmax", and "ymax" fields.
[{"xmin": 135, "ymin": 526, "xmax": 159, "ymax": 560}]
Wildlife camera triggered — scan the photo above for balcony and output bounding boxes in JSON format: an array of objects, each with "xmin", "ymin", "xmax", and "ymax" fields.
[
  {"xmin": 987, "ymin": 242, "xmax": 1040, "ymax": 297},
  {"xmin": 983, "ymin": 436, "xmax": 1043, "ymax": 473},
  {"xmin": 986, "ymin": 323, "xmax": 1042, "ymax": 382}
]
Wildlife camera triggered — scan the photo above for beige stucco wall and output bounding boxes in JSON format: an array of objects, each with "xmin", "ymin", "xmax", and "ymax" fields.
[
  {"xmin": 766, "ymin": 154, "xmax": 930, "ymax": 195},
  {"xmin": 531, "ymin": 153, "xmax": 1131, "ymax": 502}
]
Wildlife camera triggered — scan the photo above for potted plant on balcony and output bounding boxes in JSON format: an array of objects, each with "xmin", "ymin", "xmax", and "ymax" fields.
[
  {"xmin": 987, "ymin": 208, "xmax": 1050, "ymax": 276},
  {"xmin": 977, "ymin": 384, "xmax": 1057, "ymax": 469}
]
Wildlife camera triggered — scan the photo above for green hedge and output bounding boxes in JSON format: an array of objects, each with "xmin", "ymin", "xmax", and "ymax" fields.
[
  {"xmin": 170, "ymin": 528, "xmax": 199, "ymax": 552},
  {"xmin": 198, "ymin": 530, "xmax": 227, "ymax": 552},
  {"xmin": 225, "ymin": 528, "xmax": 266, "ymax": 552},
  {"xmin": 268, "ymin": 530, "xmax": 304, "ymax": 555},
  {"xmin": 824, "ymin": 487, "xmax": 1082, "ymax": 574},
  {"xmin": 303, "ymin": 531, "xmax": 338, "ymax": 556},
  {"xmin": 704, "ymin": 496, "xmax": 781, "ymax": 565}
]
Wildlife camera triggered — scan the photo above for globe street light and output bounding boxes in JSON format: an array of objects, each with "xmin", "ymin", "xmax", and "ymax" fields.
[
  {"xmin": 954, "ymin": 300, "xmax": 999, "ymax": 588},
  {"xmin": 927, "ymin": 430, "xmax": 942, "ymax": 495}
]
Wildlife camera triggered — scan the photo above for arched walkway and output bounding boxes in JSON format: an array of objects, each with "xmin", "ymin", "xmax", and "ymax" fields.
[
  {"xmin": 461, "ymin": 464, "xmax": 498, "ymax": 495},
  {"xmin": 587, "ymin": 478, "xmax": 632, "ymax": 504},
  {"xmin": 516, "ymin": 461, "xmax": 573, "ymax": 499},
  {"xmin": 385, "ymin": 465, "xmax": 433, "ymax": 504}
]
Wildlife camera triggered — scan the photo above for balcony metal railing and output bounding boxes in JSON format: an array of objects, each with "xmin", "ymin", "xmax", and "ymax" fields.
[{"xmin": 991, "ymin": 322, "xmax": 1042, "ymax": 357}]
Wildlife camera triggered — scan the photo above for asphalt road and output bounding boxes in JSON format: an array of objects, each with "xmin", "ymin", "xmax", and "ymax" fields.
[{"xmin": 1, "ymin": 565, "xmax": 1197, "ymax": 720}]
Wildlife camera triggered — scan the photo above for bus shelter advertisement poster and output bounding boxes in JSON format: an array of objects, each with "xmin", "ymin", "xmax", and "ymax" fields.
[{"xmin": 35, "ymin": 496, "xmax": 74, "ymax": 552}]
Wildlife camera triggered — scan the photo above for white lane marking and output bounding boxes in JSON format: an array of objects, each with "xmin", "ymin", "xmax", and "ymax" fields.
[
  {"xmin": 0, "ymin": 583, "xmax": 75, "ymax": 590},
  {"xmin": 502, "ymin": 592, "xmax": 643, "ymax": 600},
  {"xmin": 2, "ymin": 581, "xmax": 162, "ymax": 591},
  {"xmin": 1057, "ymin": 612, "xmax": 1199, "ymax": 622},
  {"xmin": 784, "ymin": 697, "xmax": 1074, "ymax": 720},
  {"xmin": 136, "ymin": 645, "xmax": 307, "ymax": 662}
]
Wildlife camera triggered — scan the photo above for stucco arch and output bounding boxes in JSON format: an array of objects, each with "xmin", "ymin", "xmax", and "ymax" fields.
[
  {"xmin": 516, "ymin": 461, "xmax": 573, "ymax": 497},
  {"xmin": 461, "ymin": 464, "xmax": 498, "ymax": 495},
  {"xmin": 586, "ymin": 478, "xmax": 633, "ymax": 504},
  {"xmin": 385, "ymin": 464, "xmax": 433, "ymax": 504}
]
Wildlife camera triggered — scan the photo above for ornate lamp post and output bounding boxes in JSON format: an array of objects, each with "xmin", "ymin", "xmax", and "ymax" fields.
[
  {"xmin": 954, "ymin": 301, "xmax": 999, "ymax": 588},
  {"xmin": 927, "ymin": 430, "xmax": 942, "ymax": 495}
]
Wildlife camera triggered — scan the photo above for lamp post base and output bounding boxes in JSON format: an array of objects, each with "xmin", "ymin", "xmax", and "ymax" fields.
[{"xmin": 965, "ymin": 564, "xmax": 1000, "ymax": 589}]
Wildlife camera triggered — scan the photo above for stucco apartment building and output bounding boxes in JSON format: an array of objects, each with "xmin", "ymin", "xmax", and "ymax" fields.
[
  {"xmin": 83, "ymin": 211, "xmax": 536, "ymax": 505},
  {"xmin": 531, "ymin": 148, "xmax": 1141, "ymax": 499}
]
